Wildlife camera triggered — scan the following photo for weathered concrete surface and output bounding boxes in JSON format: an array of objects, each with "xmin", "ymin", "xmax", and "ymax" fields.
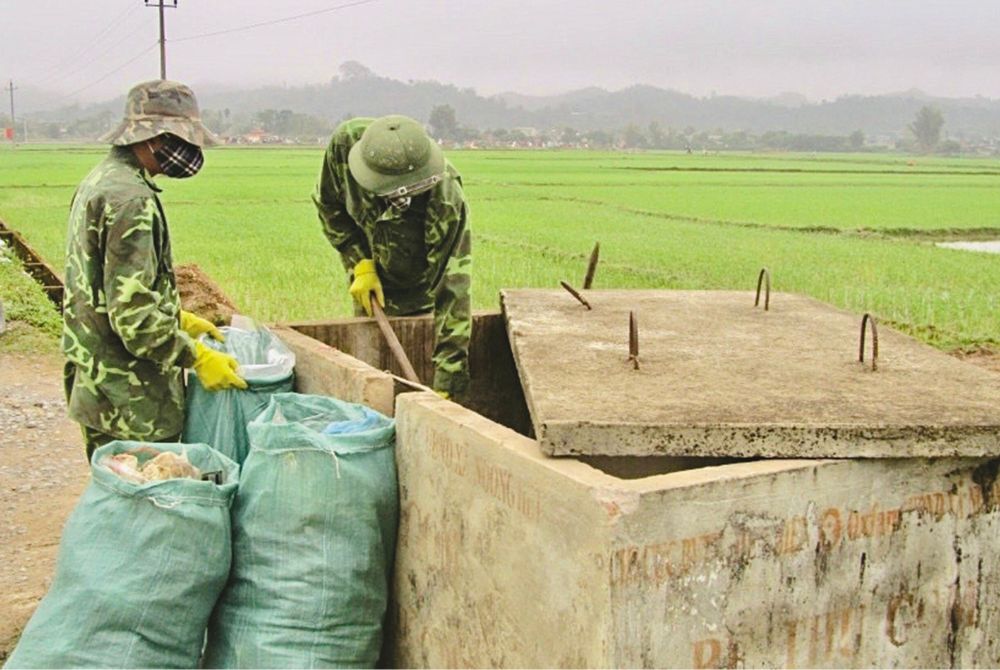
[
  {"xmin": 392, "ymin": 393, "xmax": 618, "ymax": 667},
  {"xmin": 394, "ymin": 392, "xmax": 1000, "ymax": 668},
  {"xmin": 612, "ymin": 457, "xmax": 1000, "ymax": 668},
  {"xmin": 501, "ymin": 289, "xmax": 1000, "ymax": 458},
  {"xmin": 287, "ymin": 318, "xmax": 1000, "ymax": 668}
]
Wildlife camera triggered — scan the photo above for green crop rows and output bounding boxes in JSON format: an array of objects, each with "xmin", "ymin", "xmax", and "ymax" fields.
[{"xmin": 1, "ymin": 145, "xmax": 997, "ymax": 351}]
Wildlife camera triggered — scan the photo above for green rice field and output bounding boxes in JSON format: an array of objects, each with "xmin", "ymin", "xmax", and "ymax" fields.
[{"xmin": 1, "ymin": 145, "xmax": 998, "ymax": 351}]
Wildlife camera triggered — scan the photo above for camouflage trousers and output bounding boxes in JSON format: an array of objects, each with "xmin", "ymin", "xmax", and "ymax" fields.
[
  {"xmin": 80, "ymin": 425, "xmax": 180, "ymax": 463},
  {"xmin": 64, "ymin": 362, "xmax": 180, "ymax": 462}
]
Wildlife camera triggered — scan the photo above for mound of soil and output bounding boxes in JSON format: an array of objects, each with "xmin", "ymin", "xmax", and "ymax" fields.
[{"xmin": 175, "ymin": 264, "xmax": 239, "ymax": 326}]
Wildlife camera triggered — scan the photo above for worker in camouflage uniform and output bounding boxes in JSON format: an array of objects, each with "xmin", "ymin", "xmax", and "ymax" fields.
[
  {"xmin": 313, "ymin": 115, "xmax": 471, "ymax": 398},
  {"xmin": 63, "ymin": 80, "xmax": 246, "ymax": 460}
]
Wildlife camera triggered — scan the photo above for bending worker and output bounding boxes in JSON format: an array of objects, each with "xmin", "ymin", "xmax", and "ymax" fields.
[
  {"xmin": 63, "ymin": 80, "xmax": 246, "ymax": 460},
  {"xmin": 313, "ymin": 115, "xmax": 471, "ymax": 399}
]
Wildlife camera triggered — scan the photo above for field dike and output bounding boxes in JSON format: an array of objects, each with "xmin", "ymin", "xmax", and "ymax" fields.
[
  {"xmin": 527, "ymin": 193, "xmax": 1000, "ymax": 241},
  {"xmin": 616, "ymin": 165, "xmax": 1000, "ymax": 177}
]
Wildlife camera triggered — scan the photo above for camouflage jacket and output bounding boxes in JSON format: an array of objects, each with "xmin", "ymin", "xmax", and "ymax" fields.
[
  {"xmin": 313, "ymin": 118, "xmax": 472, "ymax": 396},
  {"xmin": 62, "ymin": 147, "xmax": 196, "ymax": 440}
]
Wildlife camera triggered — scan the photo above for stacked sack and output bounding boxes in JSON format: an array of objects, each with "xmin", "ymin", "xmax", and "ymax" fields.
[
  {"xmin": 6, "ymin": 325, "xmax": 399, "ymax": 670},
  {"xmin": 6, "ymin": 442, "xmax": 239, "ymax": 669},
  {"xmin": 203, "ymin": 393, "xmax": 398, "ymax": 668}
]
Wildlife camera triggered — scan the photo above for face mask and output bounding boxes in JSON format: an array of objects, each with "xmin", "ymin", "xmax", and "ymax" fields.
[{"xmin": 150, "ymin": 135, "xmax": 203, "ymax": 178}]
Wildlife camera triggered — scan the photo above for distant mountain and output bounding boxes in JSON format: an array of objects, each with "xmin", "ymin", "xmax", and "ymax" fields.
[
  {"xmin": 193, "ymin": 76, "xmax": 529, "ymax": 130},
  {"xmin": 496, "ymin": 87, "xmax": 611, "ymax": 112},
  {"xmin": 18, "ymin": 64, "xmax": 1000, "ymax": 139},
  {"xmin": 761, "ymin": 92, "xmax": 809, "ymax": 108},
  {"xmin": 12, "ymin": 85, "xmax": 83, "ymax": 115}
]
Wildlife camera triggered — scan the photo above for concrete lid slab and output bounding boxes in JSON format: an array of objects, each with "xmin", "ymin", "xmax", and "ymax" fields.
[{"xmin": 500, "ymin": 289, "xmax": 1000, "ymax": 458}]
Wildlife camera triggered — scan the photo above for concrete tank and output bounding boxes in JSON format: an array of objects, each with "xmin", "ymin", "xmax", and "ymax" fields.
[{"xmin": 276, "ymin": 306, "xmax": 1000, "ymax": 668}]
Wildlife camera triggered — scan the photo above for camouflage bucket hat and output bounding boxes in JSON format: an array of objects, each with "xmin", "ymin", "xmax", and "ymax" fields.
[
  {"xmin": 348, "ymin": 115, "xmax": 445, "ymax": 196},
  {"xmin": 100, "ymin": 79, "xmax": 220, "ymax": 147}
]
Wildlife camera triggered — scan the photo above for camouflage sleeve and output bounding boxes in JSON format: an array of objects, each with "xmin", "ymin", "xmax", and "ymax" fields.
[
  {"xmin": 313, "ymin": 132, "xmax": 369, "ymax": 271},
  {"xmin": 425, "ymin": 178, "xmax": 471, "ymax": 396},
  {"xmin": 103, "ymin": 196, "xmax": 196, "ymax": 368}
]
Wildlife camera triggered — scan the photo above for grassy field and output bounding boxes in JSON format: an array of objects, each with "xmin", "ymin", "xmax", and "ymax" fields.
[
  {"xmin": 0, "ymin": 244, "xmax": 62, "ymax": 353},
  {"xmin": 0, "ymin": 145, "xmax": 997, "ymax": 351}
]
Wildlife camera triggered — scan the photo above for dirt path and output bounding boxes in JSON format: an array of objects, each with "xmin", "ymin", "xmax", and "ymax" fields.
[{"xmin": 0, "ymin": 351, "xmax": 89, "ymax": 662}]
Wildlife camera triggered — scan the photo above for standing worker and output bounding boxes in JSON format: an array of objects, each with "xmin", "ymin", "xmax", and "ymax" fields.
[
  {"xmin": 63, "ymin": 80, "xmax": 246, "ymax": 460},
  {"xmin": 313, "ymin": 115, "xmax": 471, "ymax": 399}
]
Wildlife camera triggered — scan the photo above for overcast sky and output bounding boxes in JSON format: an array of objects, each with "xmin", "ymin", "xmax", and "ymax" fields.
[{"xmin": 2, "ymin": 0, "xmax": 999, "ymax": 106}]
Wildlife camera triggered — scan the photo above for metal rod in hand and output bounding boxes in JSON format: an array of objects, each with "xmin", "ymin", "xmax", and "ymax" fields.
[
  {"xmin": 386, "ymin": 371, "xmax": 436, "ymax": 393},
  {"xmin": 370, "ymin": 296, "xmax": 421, "ymax": 384}
]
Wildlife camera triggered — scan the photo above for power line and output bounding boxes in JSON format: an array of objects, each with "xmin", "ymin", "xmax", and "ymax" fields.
[
  {"xmin": 89, "ymin": 5, "xmax": 143, "ymax": 48},
  {"xmin": 32, "ymin": 4, "xmax": 139, "ymax": 82},
  {"xmin": 171, "ymin": 0, "xmax": 381, "ymax": 43},
  {"xmin": 32, "ymin": 5, "xmax": 143, "ymax": 86},
  {"xmin": 144, "ymin": 0, "xmax": 178, "ymax": 80},
  {"xmin": 36, "ymin": 12, "xmax": 150, "ymax": 88},
  {"xmin": 60, "ymin": 42, "xmax": 158, "ymax": 102}
]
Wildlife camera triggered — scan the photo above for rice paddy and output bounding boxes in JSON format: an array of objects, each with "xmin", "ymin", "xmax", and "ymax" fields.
[{"xmin": 1, "ymin": 145, "xmax": 997, "ymax": 351}]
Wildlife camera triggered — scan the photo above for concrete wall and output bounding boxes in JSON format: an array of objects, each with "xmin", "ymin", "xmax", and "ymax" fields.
[
  {"xmin": 392, "ymin": 391, "xmax": 1000, "ymax": 668},
  {"xmin": 393, "ymin": 395, "xmax": 617, "ymax": 667},
  {"xmin": 610, "ymin": 458, "xmax": 1000, "ymax": 668},
  {"xmin": 284, "ymin": 317, "xmax": 1000, "ymax": 668}
]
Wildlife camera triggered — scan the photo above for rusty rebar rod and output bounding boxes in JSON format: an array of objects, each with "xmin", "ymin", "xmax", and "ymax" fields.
[
  {"xmin": 859, "ymin": 313, "xmax": 879, "ymax": 371},
  {"xmin": 754, "ymin": 267, "xmax": 771, "ymax": 311},
  {"xmin": 559, "ymin": 280, "xmax": 592, "ymax": 310},
  {"xmin": 583, "ymin": 241, "xmax": 600, "ymax": 289},
  {"xmin": 628, "ymin": 310, "xmax": 639, "ymax": 370}
]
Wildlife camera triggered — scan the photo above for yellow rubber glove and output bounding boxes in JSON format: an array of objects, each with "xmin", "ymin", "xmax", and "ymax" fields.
[
  {"xmin": 180, "ymin": 310, "xmax": 224, "ymax": 342},
  {"xmin": 192, "ymin": 342, "xmax": 247, "ymax": 391},
  {"xmin": 349, "ymin": 259, "xmax": 384, "ymax": 317}
]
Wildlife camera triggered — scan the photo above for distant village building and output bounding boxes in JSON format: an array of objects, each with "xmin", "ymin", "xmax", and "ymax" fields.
[{"xmin": 240, "ymin": 128, "xmax": 281, "ymax": 144}]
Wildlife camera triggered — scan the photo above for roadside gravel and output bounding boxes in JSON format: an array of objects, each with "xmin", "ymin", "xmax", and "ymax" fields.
[{"xmin": 0, "ymin": 351, "xmax": 89, "ymax": 662}]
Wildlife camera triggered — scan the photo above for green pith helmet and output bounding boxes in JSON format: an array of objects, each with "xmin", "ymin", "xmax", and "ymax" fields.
[
  {"xmin": 348, "ymin": 115, "xmax": 445, "ymax": 196},
  {"xmin": 100, "ymin": 79, "xmax": 219, "ymax": 147}
]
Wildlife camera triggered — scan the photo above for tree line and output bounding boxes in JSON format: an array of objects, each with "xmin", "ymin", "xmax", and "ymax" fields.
[
  {"xmin": 2, "ymin": 92, "xmax": 957, "ymax": 155},
  {"xmin": 418, "ymin": 103, "xmax": 952, "ymax": 153}
]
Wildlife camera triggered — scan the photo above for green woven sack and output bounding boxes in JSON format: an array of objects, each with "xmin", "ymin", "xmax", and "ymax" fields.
[
  {"xmin": 203, "ymin": 393, "xmax": 398, "ymax": 669},
  {"xmin": 5, "ymin": 442, "xmax": 239, "ymax": 669},
  {"xmin": 183, "ymin": 324, "xmax": 295, "ymax": 465}
]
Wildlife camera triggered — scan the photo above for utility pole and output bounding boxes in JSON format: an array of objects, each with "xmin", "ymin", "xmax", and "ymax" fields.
[
  {"xmin": 144, "ymin": 0, "xmax": 178, "ymax": 80},
  {"xmin": 5, "ymin": 80, "xmax": 15, "ymax": 146}
]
